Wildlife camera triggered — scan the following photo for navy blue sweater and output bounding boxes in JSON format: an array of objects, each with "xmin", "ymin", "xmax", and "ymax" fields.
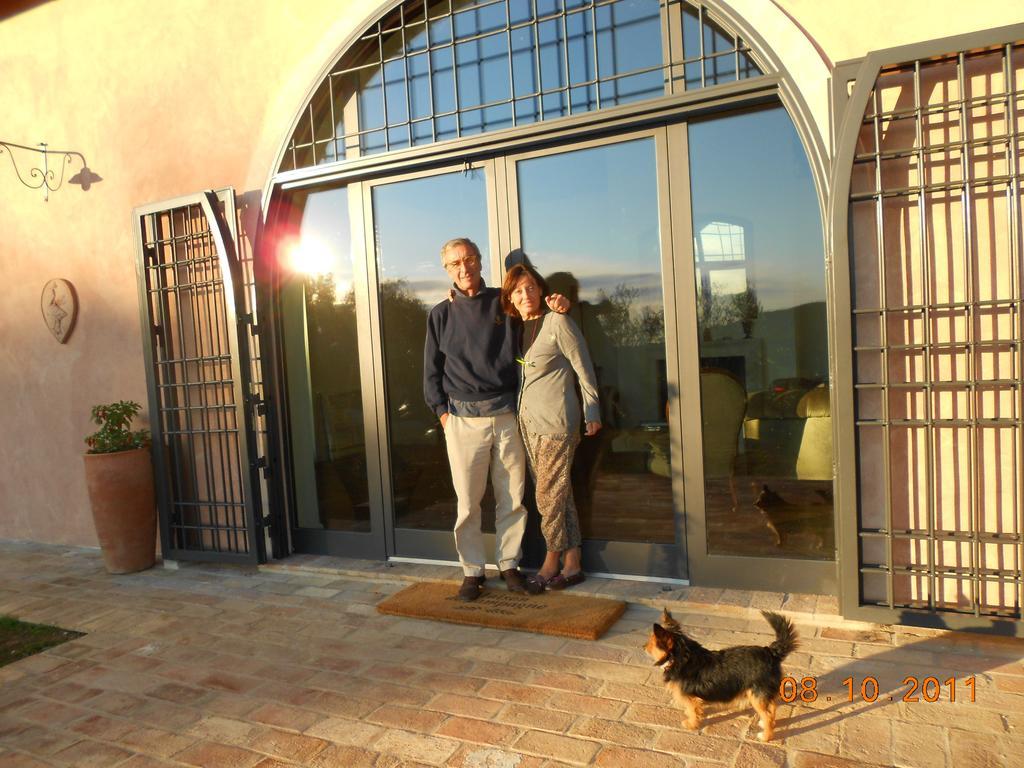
[{"xmin": 423, "ymin": 286, "xmax": 519, "ymax": 418}]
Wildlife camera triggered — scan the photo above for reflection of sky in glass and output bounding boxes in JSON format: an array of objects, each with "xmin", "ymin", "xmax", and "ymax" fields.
[
  {"xmin": 296, "ymin": 186, "xmax": 355, "ymax": 303},
  {"xmin": 372, "ymin": 170, "xmax": 490, "ymax": 307},
  {"xmin": 517, "ymin": 138, "xmax": 661, "ymax": 313},
  {"xmin": 688, "ymin": 106, "xmax": 824, "ymax": 312},
  {"xmin": 709, "ymin": 268, "xmax": 747, "ymax": 296}
]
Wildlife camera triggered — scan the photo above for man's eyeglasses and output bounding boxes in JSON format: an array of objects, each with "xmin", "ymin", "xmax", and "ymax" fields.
[{"xmin": 444, "ymin": 257, "xmax": 478, "ymax": 273}]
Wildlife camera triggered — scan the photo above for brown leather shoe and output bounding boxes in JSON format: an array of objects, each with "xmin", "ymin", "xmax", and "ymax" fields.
[
  {"xmin": 547, "ymin": 571, "xmax": 586, "ymax": 590},
  {"xmin": 500, "ymin": 568, "xmax": 533, "ymax": 594},
  {"xmin": 457, "ymin": 575, "xmax": 485, "ymax": 602}
]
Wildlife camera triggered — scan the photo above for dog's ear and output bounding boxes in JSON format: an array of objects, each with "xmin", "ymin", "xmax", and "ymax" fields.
[
  {"xmin": 660, "ymin": 608, "xmax": 681, "ymax": 631},
  {"xmin": 652, "ymin": 623, "xmax": 675, "ymax": 649}
]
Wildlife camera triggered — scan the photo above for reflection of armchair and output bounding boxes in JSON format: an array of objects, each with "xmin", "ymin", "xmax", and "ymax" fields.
[
  {"xmin": 701, "ymin": 368, "xmax": 747, "ymax": 510},
  {"xmin": 795, "ymin": 385, "xmax": 832, "ymax": 481},
  {"xmin": 742, "ymin": 382, "xmax": 812, "ymax": 476}
]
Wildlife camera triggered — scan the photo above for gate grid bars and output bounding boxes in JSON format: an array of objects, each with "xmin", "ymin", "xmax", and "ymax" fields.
[
  {"xmin": 847, "ymin": 40, "xmax": 1023, "ymax": 620},
  {"xmin": 133, "ymin": 191, "xmax": 265, "ymax": 564}
]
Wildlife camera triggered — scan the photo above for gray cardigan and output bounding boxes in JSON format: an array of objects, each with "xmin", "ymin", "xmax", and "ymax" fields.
[{"xmin": 517, "ymin": 311, "xmax": 601, "ymax": 436}]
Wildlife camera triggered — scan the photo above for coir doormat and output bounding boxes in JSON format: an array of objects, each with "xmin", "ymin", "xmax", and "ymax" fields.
[{"xmin": 377, "ymin": 581, "xmax": 626, "ymax": 640}]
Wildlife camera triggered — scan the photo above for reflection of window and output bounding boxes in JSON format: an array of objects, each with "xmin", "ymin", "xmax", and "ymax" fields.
[
  {"xmin": 697, "ymin": 220, "xmax": 745, "ymax": 262},
  {"xmin": 280, "ymin": 0, "xmax": 766, "ymax": 172},
  {"xmin": 694, "ymin": 220, "xmax": 750, "ymax": 329}
]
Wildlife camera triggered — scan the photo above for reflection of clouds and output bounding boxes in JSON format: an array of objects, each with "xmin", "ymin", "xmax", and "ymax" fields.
[
  {"xmin": 405, "ymin": 277, "xmax": 452, "ymax": 306},
  {"xmin": 530, "ymin": 248, "xmax": 659, "ymax": 277},
  {"xmin": 752, "ymin": 268, "xmax": 826, "ymax": 312},
  {"xmin": 547, "ymin": 270, "xmax": 664, "ymax": 313}
]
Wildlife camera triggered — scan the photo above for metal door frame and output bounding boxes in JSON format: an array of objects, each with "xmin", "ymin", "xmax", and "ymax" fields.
[
  {"xmin": 672, "ymin": 112, "xmax": 839, "ymax": 593},
  {"xmin": 502, "ymin": 126, "xmax": 689, "ymax": 580},
  {"xmin": 272, "ymin": 179, "xmax": 391, "ymax": 560},
  {"xmin": 361, "ymin": 159, "xmax": 503, "ymax": 563}
]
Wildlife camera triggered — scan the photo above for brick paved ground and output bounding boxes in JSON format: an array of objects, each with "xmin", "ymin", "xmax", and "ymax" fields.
[{"xmin": 1, "ymin": 540, "xmax": 1022, "ymax": 767}]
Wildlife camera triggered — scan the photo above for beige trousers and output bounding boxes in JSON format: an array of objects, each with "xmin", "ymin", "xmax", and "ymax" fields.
[{"xmin": 445, "ymin": 412, "xmax": 528, "ymax": 577}]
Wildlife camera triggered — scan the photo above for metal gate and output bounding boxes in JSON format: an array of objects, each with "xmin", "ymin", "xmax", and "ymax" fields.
[
  {"xmin": 832, "ymin": 25, "xmax": 1024, "ymax": 633},
  {"xmin": 133, "ymin": 190, "xmax": 268, "ymax": 563}
]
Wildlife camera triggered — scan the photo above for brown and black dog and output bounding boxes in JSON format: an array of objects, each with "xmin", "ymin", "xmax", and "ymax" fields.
[{"xmin": 644, "ymin": 609, "xmax": 798, "ymax": 742}]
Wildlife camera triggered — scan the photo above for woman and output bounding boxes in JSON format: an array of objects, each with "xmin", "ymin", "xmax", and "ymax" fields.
[{"xmin": 501, "ymin": 261, "xmax": 601, "ymax": 591}]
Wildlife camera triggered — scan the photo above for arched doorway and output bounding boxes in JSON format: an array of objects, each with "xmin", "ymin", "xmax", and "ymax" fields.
[{"xmin": 263, "ymin": 0, "xmax": 835, "ymax": 590}]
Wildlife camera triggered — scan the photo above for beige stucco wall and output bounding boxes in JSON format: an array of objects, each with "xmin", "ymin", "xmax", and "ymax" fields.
[
  {"xmin": 779, "ymin": 0, "xmax": 1023, "ymax": 65},
  {"xmin": 0, "ymin": 0, "xmax": 360, "ymax": 545},
  {"xmin": 0, "ymin": 0, "xmax": 1021, "ymax": 548}
]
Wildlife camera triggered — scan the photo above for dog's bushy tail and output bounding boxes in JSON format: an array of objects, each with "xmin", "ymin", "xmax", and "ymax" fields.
[{"xmin": 761, "ymin": 611, "xmax": 798, "ymax": 660}]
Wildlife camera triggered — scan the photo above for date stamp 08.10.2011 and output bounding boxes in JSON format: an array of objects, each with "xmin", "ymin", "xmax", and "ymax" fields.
[{"xmin": 779, "ymin": 675, "xmax": 977, "ymax": 704}]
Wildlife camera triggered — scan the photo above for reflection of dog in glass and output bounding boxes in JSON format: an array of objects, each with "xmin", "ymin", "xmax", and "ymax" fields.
[
  {"xmin": 644, "ymin": 608, "xmax": 797, "ymax": 742},
  {"xmin": 753, "ymin": 484, "xmax": 828, "ymax": 551}
]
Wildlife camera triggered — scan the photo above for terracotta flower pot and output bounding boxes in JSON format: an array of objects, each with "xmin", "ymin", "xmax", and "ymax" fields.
[{"xmin": 83, "ymin": 446, "xmax": 157, "ymax": 574}]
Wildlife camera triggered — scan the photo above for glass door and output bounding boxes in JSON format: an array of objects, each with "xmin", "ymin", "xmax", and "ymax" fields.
[
  {"xmin": 278, "ymin": 182, "xmax": 387, "ymax": 558},
  {"xmin": 277, "ymin": 107, "xmax": 835, "ymax": 592},
  {"xmin": 505, "ymin": 129, "xmax": 687, "ymax": 579},
  {"xmin": 678, "ymin": 106, "xmax": 837, "ymax": 593},
  {"xmin": 363, "ymin": 162, "xmax": 504, "ymax": 561}
]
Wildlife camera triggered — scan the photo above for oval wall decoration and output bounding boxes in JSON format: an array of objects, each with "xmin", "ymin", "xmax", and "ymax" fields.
[{"xmin": 41, "ymin": 278, "xmax": 78, "ymax": 343}]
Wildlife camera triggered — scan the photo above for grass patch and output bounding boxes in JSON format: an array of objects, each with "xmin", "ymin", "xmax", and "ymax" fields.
[{"xmin": 0, "ymin": 615, "xmax": 83, "ymax": 667}]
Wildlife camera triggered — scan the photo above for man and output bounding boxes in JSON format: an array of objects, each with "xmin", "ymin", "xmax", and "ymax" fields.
[{"xmin": 423, "ymin": 238, "xmax": 565, "ymax": 601}]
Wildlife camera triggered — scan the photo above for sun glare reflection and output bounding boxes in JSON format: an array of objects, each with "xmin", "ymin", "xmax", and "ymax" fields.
[{"xmin": 288, "ymin": 238, "xmax": 334, "ymax": 276}]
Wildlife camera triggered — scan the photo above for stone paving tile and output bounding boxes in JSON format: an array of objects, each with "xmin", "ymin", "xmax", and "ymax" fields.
[
  {"xmin": 304, "ymin": 716, "xmax": 385, "ymax": 746},
  {"xmin": 3, "ymin": 541, "xmax": 1024, "ymax": 767},
  {"xmin": 496, "ymin": 702, "xmax": 577, "ymax": 733},
  {"xmin": 367, "ymin": 704, "xmax": 448, "ymax": 733},
  {"xmin": 514, "ymin": 730, "xmax": 602, "ymax": 765},
  {"xmin": 172, "ymin": 740, "xmax": 265, "ymax": 767},
  {"xmin": 372, "ymin": 730, "xmax": 461, "ymax": 765},
  {"xmin": 117, "ymin": 755, "xmax": 183, "ymax": 768},
  {"xmin": 115, "ymin": 724, "xmax": 197, "ymax": 759},
  {"xmin": 243, "ymin": 727, "xmax": 331, "ymax": 763},
  {"xmin": 447, "ymin": 745, "xmax": 548, "ymax": 768},
  {"xmin": 0, "ymin": 723, "xmax": 79, "ymax": 757},
  {"xmin": 50, "ymin": 738, "xmax": 136, "ymax": 767},
  {"xmin": 434, "ymin": 715, "xmax": 521, "ymax": 747},
  {"xmin": 593, "ymin": 745, "xmax": 691, "ymax": 767}
]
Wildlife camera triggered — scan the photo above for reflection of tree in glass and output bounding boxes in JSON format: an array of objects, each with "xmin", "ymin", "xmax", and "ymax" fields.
[
  {"xmin": 304, "ymin": 273, "xmax": 361, "ymax": 469},
  {"xmin": 596, "ymin": 283, "xmax": 665, "ymax": 347},
  {"xmin": 732, "ymin": 287, "xmax": 762, "ymax": 338},
  {"xmin": 697, "ymin": 285, "xmax": 762, "ymax": 340},
  {"xmin": 307, "ymin": 273, "xmax": 338, "ymax": 307},
  {"xmin": 379, "ymin": 279, "xmax": 429, "ymax": 419},
  {"xmin": 379, "ymin": 278, "xmax": 453, "ymax": 519}
]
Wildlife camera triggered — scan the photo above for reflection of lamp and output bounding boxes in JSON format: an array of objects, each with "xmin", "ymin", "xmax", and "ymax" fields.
[{"xmin": 0, "ymin": 140, "xmax": 102, "ymax": 201}]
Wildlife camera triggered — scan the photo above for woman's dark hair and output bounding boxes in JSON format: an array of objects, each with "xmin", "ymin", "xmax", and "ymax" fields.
[{"xmin": 501, "ymin": 262, "xmax": 549, "ymax": 318}]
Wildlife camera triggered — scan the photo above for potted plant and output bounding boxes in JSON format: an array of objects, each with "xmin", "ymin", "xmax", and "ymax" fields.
[{"xmin": 82, "ymin": 400, "xmax": 157, "ymax": 574}]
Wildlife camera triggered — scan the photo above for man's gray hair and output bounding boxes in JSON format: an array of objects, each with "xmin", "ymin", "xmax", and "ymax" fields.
[{"xmin": 440, "ymin": 237, "xmax": 482, "ymax": 265}]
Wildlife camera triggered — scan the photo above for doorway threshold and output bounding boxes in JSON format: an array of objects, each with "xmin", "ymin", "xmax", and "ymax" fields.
[{"xmin": 260, "ymin": 552, "xmax": 843, "ymax": 626}]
